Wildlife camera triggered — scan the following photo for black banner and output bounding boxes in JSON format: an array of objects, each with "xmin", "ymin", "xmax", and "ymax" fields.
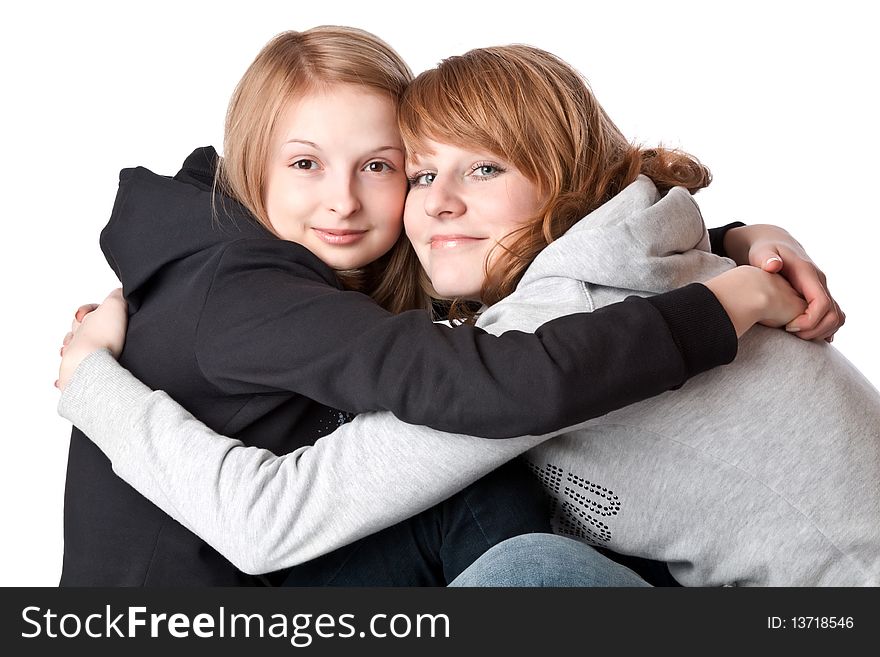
[{"xmin": 2, "ymin": 587, "xmax": 875, "ymax": 654}]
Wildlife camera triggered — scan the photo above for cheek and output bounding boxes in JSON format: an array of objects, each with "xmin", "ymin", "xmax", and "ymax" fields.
[
  {"xmin": 265, "ymin": 175, "xmax": 314, "ymax": 222},
  {"xmin": 367, "ymin": 181, "xmax": 407, "ymax": 231},
  {"xmin": 471, "ymin": 243, "xmax": 494, "ymax": 277},
  {"xmin": 403, "ymin": 193, "xmax": 426, "ymax": 240},
  {"xmin": 498, "ymin": 176, "xmax": 543, "ymax": 228},
  {"xmin": 404, "ymin": 211, "xmax": 434, "ymax": 270}
]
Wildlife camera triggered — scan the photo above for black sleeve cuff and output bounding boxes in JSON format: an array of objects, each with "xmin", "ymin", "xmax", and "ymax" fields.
[
  {"xmin": 646, "ymin": 283, "xmax": 738, "ymax": 379},
  {"xmin": 707, "ymin": 221, "xmax": 746, "ymax": 258}
]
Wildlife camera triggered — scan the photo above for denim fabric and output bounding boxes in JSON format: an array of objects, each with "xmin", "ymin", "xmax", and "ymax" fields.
[
  {"xmin": 282, "ymin": 459, "xmax": 550, "ymax": 586},
  {"xmin": 449, "ymin": 534, "xmax": 650, "ymax": 587}
]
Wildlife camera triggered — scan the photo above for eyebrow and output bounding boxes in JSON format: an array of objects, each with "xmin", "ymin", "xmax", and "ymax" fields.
[
  {"xmin": 283, "ymin": 139, "xmax": 404, "ymax": 155},
  {"xmin": 284, "ymin": 139, "xmax": 321, "ymax": 148},
  {"xmin": 406, "ymin": 150, "xmax": 435, "ymax": 165}
]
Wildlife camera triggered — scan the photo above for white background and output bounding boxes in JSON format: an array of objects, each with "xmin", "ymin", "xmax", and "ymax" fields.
[{"xmin": 1, "ymin": 0, "xmax": 877, "ymax": 586}]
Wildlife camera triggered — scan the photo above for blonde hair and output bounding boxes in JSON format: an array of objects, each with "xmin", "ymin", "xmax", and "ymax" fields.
[
  {"xmin": 399, "ymin": 45, "xmax": 711, "ymax": 319},
  {"xmin": 216, "ymin": 26, "xmax": 429, "ymax": 313}
]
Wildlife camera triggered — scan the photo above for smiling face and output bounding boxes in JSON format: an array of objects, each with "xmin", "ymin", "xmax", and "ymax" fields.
[
  {"xmin": 263, "ymin": 84, "xmax": 408, "ymax": 271},
  {"xmin": 403, "ymin": 140, "xmax": 543, "ymax": 301}
]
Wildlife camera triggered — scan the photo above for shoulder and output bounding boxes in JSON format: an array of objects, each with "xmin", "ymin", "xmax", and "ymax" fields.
[{"xmin": 212, "ymin": 238, "xmax": 342, "ymax": 290}]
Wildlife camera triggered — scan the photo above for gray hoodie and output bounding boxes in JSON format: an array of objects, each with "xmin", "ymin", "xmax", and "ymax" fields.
[{"xmin": 59, "ymin": 176, "xmax": 880, "ymax": 585}]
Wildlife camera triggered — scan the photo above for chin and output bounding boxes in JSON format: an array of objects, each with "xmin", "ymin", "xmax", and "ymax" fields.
[
  {"xmin": 331, "ymin": 260, "xmax": 372, "ymax": 272},
  {"xmin": 322, "ymin": 248, "xmax": 385, "ymax": 272},
  {"xmin": 430, "ymin": 278, "xmax": 479, "ymax": 301}
]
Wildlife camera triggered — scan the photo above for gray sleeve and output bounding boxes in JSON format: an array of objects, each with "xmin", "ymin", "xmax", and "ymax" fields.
[{"xmin": 58, "ymin": 349, "xmax": 542, "ymax": 574}]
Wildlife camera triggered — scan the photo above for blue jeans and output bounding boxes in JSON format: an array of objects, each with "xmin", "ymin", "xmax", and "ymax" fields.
[
  {"xmin": 281, "ymin": 459, "xmax": 552, "ymax": 586},
  {"xmin": 449, "ymin": 534, "xmax": 650, "ymax": 587}
]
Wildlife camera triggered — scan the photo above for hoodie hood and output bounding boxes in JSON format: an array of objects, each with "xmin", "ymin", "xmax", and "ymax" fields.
[
  {"xmin": 99, "ymin": 147, "xmax": 271, "ymax": 304},
  {"xmin": 521, "ymin": 175, "xmax": 733, "ymax": 294},
  {"xmin": 477, "ymin": 175, "xmax": 734, "ymax": 335}
]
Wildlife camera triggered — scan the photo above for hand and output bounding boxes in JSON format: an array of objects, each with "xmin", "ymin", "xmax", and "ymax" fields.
[
  {"xmin": 57, "ymin": 289, "xmax": 128, "ymax": 391},
  {"xmin": 704, "ymin": 266, "xmax": 808, "ymax": 338},
  {"xmin": 723, "ymin": 224, "xmax": 844, "ymax": 341}
]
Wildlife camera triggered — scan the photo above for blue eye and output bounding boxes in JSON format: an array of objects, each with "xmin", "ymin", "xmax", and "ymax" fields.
[
  {"xmin": 471, "ymin": 163, "xmax": 504, "ymax": 178},
  {"xmin": 408, "ymin": 172, "xmax": 436, "ymax": 187},
  {"xmin": 291, "ymin": 159, "xmax": 318, "ymax": 170}
]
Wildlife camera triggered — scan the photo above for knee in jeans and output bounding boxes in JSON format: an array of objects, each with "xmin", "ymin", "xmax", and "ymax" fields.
[{"xmin": 452, "ymin": 533, "xmax": 650, "ymax": 587}]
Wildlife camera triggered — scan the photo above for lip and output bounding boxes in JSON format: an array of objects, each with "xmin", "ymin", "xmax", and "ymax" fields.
[
  {"xmin": 429, "ymin": 235, "xmax": 487, "ymax": 250},
  {"xmin": 312, "ymin": 228, "xmax": 368, "ymax": 245}
]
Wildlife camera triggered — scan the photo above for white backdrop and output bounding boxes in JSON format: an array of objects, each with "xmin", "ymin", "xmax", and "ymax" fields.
[{"xmin": 1, "ymin": 0, "xmax": 877, "ymax": 586}]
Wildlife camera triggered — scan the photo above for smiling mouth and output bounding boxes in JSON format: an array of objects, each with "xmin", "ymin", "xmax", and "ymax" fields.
[
  {"xmin": 429, "ymin": 236, "xmax": 486, "ymax": 250},
  {"xmin": 313, "ymin": 228, "xmax": 368, "ymax": 245}
]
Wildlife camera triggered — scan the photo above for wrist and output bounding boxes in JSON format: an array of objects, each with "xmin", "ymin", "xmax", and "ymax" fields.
[
  {"xmin": 725, "ymin": 224, "xmax": 798, "ymax": 267},
  {"xmin": 59, "ymin": 341, "xmax": 113, "ymax": 391},
  {"xmin": 723, "ymin": 226, "xmax": 757, "ymax": 266},
  {"xmin": 703, "ymin": 267, "xmax": 763, "ymax": 338}
]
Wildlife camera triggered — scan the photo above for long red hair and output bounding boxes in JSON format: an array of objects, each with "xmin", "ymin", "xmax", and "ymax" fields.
[{"xmin": 399, "ymin": 45, "xmax": 710, "ymax": 318}]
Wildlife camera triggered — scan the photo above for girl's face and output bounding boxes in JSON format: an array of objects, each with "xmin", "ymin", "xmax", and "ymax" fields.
[
  {"xmin": 404, "ymin": 140, "xmax": 542, "ymax": 301},
  {"xmin": 264, "ymin": 84, "xmax": 407, "ymax": 270}
]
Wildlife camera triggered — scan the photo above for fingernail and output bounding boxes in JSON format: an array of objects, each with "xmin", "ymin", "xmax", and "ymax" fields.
[
  {"xmin": 786, "ymin": 326, "xmax": 800, "ymax": 333},
  {"xmin": 765, "ymin": 256, "xmax": 783, "ymax": 266}
]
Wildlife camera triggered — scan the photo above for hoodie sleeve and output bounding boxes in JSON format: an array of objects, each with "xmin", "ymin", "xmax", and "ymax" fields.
[
  {"xmin": 195, "ymin": 238, "xmax": 736, "ymax": 439},
  {"xmin": 708, "ymin": 222, "xmax": 746, "ymax": 258},
  {"xmin": 54, "ymin": 349, "xmax": 589, "ymax": 573}
]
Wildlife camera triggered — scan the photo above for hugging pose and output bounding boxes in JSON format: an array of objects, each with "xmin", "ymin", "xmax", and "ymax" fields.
[{"xmin": 57, "ymin": 27, "xmax": 877, "ymax": 587}]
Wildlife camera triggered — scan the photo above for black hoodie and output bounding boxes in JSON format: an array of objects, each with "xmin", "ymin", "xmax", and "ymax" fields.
[{"xmin": 60, "ymin": 147, "xmax": 737, "ymax": 586}]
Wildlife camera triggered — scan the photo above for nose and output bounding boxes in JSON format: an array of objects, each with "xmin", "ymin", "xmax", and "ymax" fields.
[
  {"xmin": 326, "ymin": 172, "xmax": 361, "ymax": 219},
  {"xmin": 423, "ymin": 176, "xmax": 465, "ymax": 219}
]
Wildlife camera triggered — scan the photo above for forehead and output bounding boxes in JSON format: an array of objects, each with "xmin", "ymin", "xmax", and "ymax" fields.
[
  {"xmin": 276, "ymin": 85, "xmax": 401, "ymax": 146},
  {"xmin": 407, "ymin": 139, "xmax": 501, "ymax": 164}
]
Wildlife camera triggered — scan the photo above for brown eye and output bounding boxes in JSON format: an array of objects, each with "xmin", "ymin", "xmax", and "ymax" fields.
[
  {"xmin": 292, "ymin": 159, "xmax": 317, "ymax": 170},
  {"xmin": 365, "ymin": 161, "xmax": 391, "ymax": 173}
]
